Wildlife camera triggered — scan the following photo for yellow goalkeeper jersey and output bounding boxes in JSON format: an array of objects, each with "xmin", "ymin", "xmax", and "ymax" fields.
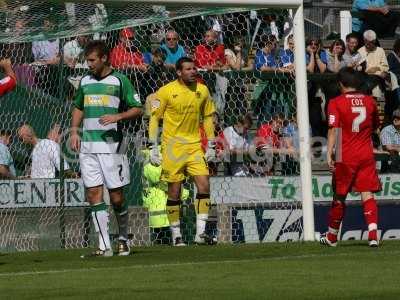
[{"xmin": 150, "ymin": 79, "xmax": 216, "ymax": 145}]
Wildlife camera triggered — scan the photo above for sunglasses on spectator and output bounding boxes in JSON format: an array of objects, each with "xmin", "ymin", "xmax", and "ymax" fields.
[
  {"xmin": 310, "ymin": 42, "xmax": 319, "ymax": 46},
  {"xmin": 166, "ymin": 37, "xmax": 177, "ymax": 41}
]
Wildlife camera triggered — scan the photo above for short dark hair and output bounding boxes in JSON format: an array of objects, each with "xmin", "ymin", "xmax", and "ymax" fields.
[
  {"xmin": 0, "ymin": 129, "xmax": 11, "ymax": 137},
  {"xmin": 337, "ymin": 67, "xmax": 362, "ymax": 89},
  {"xmin": 84, "ymin": 40, "xmax": 109, "ymax": 60},
  {"xmin": 176, "ymin": 57, "xmax": 194, "ymax": 71},
  {"xmin": 346, "ymin": 32, "xmax": 359, "ymax": 42}
]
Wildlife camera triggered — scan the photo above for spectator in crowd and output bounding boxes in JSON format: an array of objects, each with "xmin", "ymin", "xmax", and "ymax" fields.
[
  {"xmin": 380, "ymin": 109, "xmax": 400, "ymax": 171},
  {"xmin": 358, "ymin": 30, "xmax": 389, "ymax": 100},
  {"xmin": 109, "ymin": 28, "xmax": 149, "ymax": 71},
  {"xmin": 224, "ymin": 36, "xmax": 252, "ymax": 70},
  {"xmin": 327, "ymin": 39, "xmax": 347, "ymax": 73},
  {"xmin": 282, "ymin": 116, "xmax": 299, "ymax": 151},
  {"xmin": 32, "ymin": 18, "xmax": 60, "ymax": 65},
  {"xmin": 254, "ymin": 113, "xmax": 285, "ymax": 175},
  {"xmin": 387, "ymin": 38, "xmax": 400, "ymax": 81},
  {"xmin": 17, "ymin": 124, "xmax": 71, "ymax": 179},
  {"xmin": 0, "ymin": 129, "xmax": 16, "ymax": 179},
  {"xmin": 0, "ymin": 58, "xmax": 16, "ymax": 96},
  {"xmin": 306, "ymin": 38, "xmax": 327, "ymax": 73},
  {"xmin": 223, "ymin": 113, "xmax": 253, "ymax": 176},
  {"xmin": 279, "ymin": 34, "xmax": 295, "ymax": 72},
  {"xmin": 255, "ymin": 34, "xmax": 280, "ymax": 71},
  {"xmin": 63, "ymin": 33, "xmax": 90, "ymax": 68},
  {"xmin": 343, "ymin": 32, "xmax": 362, "ymax": 68},
  {"xmin": 358, "ymin": 30, "xmax": 389, "ymax": 76},
  {"xmin": 159, "ymin": 30, "xmax": 186, "ymax": 69},
  {"xmin": 387, "ymin": 39, "xmax": 400, "ymax": 109},
  {"xmin": 352, "ymin": 0, "xmax": 400, "ymax": 38},
  {"xmin": 194, "ymin": 29, "xmax": 227, "ymax": 71}
]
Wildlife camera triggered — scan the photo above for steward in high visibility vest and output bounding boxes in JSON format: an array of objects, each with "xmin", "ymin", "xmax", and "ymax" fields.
[{"xmin": 142, "ymin": 161, "xmax": 189, "ymax": 228}]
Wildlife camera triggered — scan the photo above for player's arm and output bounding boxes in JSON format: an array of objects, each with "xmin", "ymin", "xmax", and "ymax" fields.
[
  {"xmin": 202, "ymin": 90, "xmax": 216, "ymax": 141},
  {"xmin": 148, "ymin": 88, "xmax": 168, "ymax": 144},
  {"xmin": 70, "ymin": 81, "xmax": 85, "ymax": 152},
  {"xmin": 327, "ymin": 100, "xmax": 340, "ymax": 170}
]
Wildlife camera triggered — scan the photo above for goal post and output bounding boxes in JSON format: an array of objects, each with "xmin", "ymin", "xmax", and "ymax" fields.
[
  {"xmin": 0, "ymin": 0, "xmax": 316, "ymax": 252},
  {"xmin": 124, "ymin": 0, "xmax": 315, "ymax": 241}
]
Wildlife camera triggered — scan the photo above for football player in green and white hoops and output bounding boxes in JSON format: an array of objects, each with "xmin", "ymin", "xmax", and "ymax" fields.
[{"xmin": 70, "ymin": 40, "xmax": 142, "ymax": 257}]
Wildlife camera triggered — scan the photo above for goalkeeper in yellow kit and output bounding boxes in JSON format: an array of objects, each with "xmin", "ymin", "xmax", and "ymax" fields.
[{"xmin": 148, "ymin": 57, "xmax": 216, "ymax": 246}]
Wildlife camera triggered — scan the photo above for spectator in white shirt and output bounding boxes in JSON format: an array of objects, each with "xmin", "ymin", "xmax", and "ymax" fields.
[
  {"xmin": 63, "ymin": 34, "xmax": 90, "ymax": 68},
  {"xmin": 32, "ymin": 18, "xmax": 60, "ymax": 65},
  {"xmin": 223, "ymin": 113, "xmax": 253, "ymax": 176},
  {"xmin": 17, "ymin": 124, "xmax": 71, "ymax": 179}
]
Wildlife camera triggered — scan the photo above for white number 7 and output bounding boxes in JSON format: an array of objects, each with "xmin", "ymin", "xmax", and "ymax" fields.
[{"xmin": 352, "ymin": 107, "xmax": 366, "ymax": 132}]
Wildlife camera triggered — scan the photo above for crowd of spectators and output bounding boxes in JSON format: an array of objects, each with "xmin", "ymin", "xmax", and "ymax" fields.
[{"xmin": 4, "ymin": 3, "xmax": 400, "ymax": 177}]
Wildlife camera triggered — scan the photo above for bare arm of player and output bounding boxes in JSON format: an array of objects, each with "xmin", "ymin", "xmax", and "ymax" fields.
[
  {"xmin": 99, "ymin": 107, "xmax": 143, "ymax": 125},
  {"xmin": 70, "ymin": 108, "xmax": 84, "ymax": 152},
  {"xmin": 327, "ymin": 127, "xmax": 336, "ymax": 171}
]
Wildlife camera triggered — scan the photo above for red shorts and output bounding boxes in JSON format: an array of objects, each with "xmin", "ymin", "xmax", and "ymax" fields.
[{"xmin": 333, "ymin": 159, "xmax": 381, "ymax": 196}]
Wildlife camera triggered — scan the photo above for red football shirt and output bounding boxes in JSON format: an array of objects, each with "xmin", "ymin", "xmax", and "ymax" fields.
[
  {"xmin": 0, "ymin": 75, "xmax": 16, "ymax": 96},
  {"xmin": 327, "ymin": 91, "xmax": 379, "ymax": 162},
  {"xmin": 194, "ymin": 44, "xmax": 226, "ymax": 68}
]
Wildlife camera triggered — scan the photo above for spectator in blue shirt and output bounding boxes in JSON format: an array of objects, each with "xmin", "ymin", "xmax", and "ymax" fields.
[
  {"xmin": 255, "ymin": 34, "xmax": 280, "ymax": 71},
  {"xmin": 0, "ymin": 129, "xmax": 16, "ymax": 179},
  {"xmin": 159, "ymin": 30, "xmax": 186, "ymax": 69},
  {"xmin": 352, "ymin": 0, "xmax": 400, "ymax": 38},
  {"xmin": 306, "ymin": 38, "xmax": 327, "ymax": 73},
  {"xmin": 279, "ymin": 34, "xmax": 295, "ymax": 73}
]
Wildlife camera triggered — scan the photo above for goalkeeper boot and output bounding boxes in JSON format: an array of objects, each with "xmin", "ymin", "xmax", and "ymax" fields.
[
  {"xmin": 194, "ymin": 233, "xmax": 217, "ymax": 245},
  {"xmin": 90, "ymin": 248, "xmax": 113, "ymax": 257},
  {"xmin": 117, "ymin": 239, "xmax": 131, "ymax": 256},
  {"xmin": 173, "ymin": 237, "xmax": 186, "ymax": 247},
  {"xmin": 319, "ymin": 233, "xmax": 337, "ymax": 247}
]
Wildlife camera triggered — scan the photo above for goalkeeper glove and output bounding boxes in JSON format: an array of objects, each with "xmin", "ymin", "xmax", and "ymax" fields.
[
  {"xmin": 205, "ymin": 140, "xmax": 216, "ymax": 162},
  {"xmin": 149, "ymin": 144, "xmax": 162, "ymax": 166}
]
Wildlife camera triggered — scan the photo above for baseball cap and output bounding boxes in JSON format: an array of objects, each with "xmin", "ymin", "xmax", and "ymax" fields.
[
  {"xmin": 393, "ymin": 109, "xmax": 400, "ymax": 118},
  {"xmin": 120, "ymin": 28, "xmax": 134, "ymax": 39}
]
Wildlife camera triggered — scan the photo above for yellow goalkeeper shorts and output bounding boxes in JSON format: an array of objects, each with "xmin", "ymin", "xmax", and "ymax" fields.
[{"xmin": 161, "ymin": 143, "xmax": 209, "ymax": 182}]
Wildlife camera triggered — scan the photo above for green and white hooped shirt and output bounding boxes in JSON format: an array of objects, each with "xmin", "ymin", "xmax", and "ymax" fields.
[{"xmin": 74, "ymin": 71, "xmax": 142, "ymax": 154}]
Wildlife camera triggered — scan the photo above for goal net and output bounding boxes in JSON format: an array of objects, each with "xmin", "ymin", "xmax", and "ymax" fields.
[{"xmin": 0, "ymin": 1, "xmax": 307, "ymax": 252}]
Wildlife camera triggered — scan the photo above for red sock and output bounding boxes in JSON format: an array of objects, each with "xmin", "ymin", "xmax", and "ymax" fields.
[
  {"xmin": 363, "ymin": 198, "xmax": 378, "ymax": 241},
  {"xmin": 327, "ymin": 200, "xmax": 346, "ymax": 242}
]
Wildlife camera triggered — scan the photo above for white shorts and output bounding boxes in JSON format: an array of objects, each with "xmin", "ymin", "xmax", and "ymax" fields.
[{"xmin": 79, "ymin": 153, "xmax": 130, "ymax": 189}]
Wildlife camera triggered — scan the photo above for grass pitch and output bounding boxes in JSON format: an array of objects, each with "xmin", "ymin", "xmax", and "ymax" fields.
[{"xmin": 1, "ymin": 241, "xmax": 400, "ymax": 300}]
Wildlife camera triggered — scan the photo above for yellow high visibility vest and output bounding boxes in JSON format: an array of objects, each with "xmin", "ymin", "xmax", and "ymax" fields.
[{"xmin": 143, "ymin": 187, "xmax": 169, "ymax": 228}]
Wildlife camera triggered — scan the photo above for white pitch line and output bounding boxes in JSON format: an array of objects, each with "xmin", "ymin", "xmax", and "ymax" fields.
[{"xmin": 1, "ymin": 249, "xmax": 399, "ymax": 278}]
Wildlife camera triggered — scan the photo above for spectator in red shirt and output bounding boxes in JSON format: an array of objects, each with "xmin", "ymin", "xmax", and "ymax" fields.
[
  {"xmin": 0, "ymin": 58, "xmax": 16, "ymax": 97},
  {"xmin": 110, "ymin": 28, "xmax": 148, "ymax": 72},
  {"xmin": 255, "ymin": 114, "xmax": 283, "ymax": 150},
  {"xmin": 194, "ymin": 30, "xmax": 227, "ymax": 71}
]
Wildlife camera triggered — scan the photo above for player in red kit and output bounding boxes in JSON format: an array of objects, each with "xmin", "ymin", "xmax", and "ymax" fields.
[
  {"xmin": 0, "ymin": 58, "xmax": 16, "ymax": 96},
  {"xmin": 320, "ymin": 67, "xmax": 381, "ymax": 247}
]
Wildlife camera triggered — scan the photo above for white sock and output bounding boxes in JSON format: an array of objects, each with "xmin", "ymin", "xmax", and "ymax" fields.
[
  {"xmin": 196, "ymin": 213, "xmax": 208, "ymax": 237},
  {"xmin": 170, "ymin": 221, "xmax": 182, "ymax": 240},
  {"xmin": 92, "ymin": 210, "xmax": 111, "ymax": 251}
]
